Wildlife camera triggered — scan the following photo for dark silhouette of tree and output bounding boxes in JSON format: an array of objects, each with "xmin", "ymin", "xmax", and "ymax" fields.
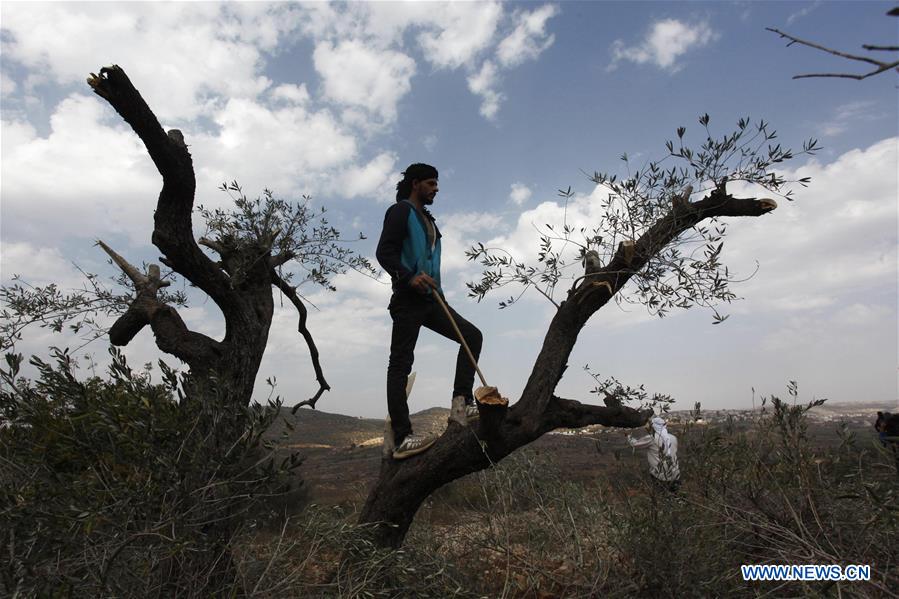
[
  {"xmin": 0, "ymin": 65, "xmax": 380, "ymax": 595},
  {"xmin": 2, "ymin": 64, "xmax": 374, "ymax": 416},
  {"xmin": 359, "ymin": 115, "xmax": 819, "ymax": 548}
]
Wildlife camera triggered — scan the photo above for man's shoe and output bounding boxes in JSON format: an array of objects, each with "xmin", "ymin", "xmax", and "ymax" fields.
[
  {"xmin": 465, "ymin": 402, "xmax": 480, "ymax": 422},
  {"xmin": 392, "ymin": 433, "xmax": 438, "ymax": 459}
]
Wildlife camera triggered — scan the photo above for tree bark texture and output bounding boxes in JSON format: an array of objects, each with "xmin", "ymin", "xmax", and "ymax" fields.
[{"xmin": 359, "ymin": 186, "xmax": 777, "ymax": 547}]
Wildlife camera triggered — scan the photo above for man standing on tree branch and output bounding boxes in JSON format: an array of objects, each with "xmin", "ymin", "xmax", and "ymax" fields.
[{"xmin": 376, "ymin": 163, "xmax": 483, "ymax": 459}]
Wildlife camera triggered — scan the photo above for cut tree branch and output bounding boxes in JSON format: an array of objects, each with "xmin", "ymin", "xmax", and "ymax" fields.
[
  {"xmin": 99, "ymin": 239, "xmax": 221, "ymax": 367},
  {"xmin": 96, "ymin": 240, "xmax": 170, "ymax": 293},
  {"xmin": 271, "ymin": 271, "xmax": 330, "ymax": 410},
  {"xmin": 198, "ymin": 237, "xmax": 227, "ymax": 257},
  {"xmin": 106, "ymin": 286, "xmax": 222, "ymax": 369},
  {"xmin": 539, "ymin": 396, "xmax": 652, "ymax": 433},
  {"xmin": 87, "ymin": 65, "xmax": 237, "ymax": 317},
  {"xmin": 269, "ymin": 251, "xmax": 296, "ymax": 269}
]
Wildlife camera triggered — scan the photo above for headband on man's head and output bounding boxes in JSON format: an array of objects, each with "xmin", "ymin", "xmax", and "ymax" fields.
[
  {"xmin": 395, "ymin": 163, "xmax": 438, "ymax": 201},
  {"xmin": 403, "ymin": 163, "xmax": 437, "ymax": 182}
]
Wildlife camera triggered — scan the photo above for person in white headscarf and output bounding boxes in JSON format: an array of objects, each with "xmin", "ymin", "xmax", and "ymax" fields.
[{"xmin": 626, "ymin": 416, "xmax": 681, "ymax": 491}]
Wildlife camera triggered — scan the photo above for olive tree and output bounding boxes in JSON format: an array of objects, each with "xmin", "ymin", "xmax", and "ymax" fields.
[
  {"xmin": 2, "ymin": 65, "xmax": 374, "ymax": 418},
  {"xmin": 358, "ymin": 115, "xmax": 818, "ymax": 548}
]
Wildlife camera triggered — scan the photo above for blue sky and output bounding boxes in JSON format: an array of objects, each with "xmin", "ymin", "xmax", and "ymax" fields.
[{"xmin": 1, "ymin": 1, "xmax": 896, "ymax": 417}]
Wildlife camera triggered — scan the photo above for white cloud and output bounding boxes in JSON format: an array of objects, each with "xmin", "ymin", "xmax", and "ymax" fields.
[
  {"xmin": 1, "ymin": 71, "xmax": 17, "ymax": 97},
  {"xmin": 269, "ymin": 83, "xmax": 310, "ymax": 105},
  {"xmin": 496, "ymin": 4, "xmax": 559, "ymax": 68},
  {"xmin": 293, "ymin": 2, "xmax": 557, "ymax": 122},
  {"xmin": 313, "ymin": 39, "xmax": 416, "ymax": 125},
  {"xmin": 486, "ymin": 191, "xmax": 607, "ymax": 267},
  {"xmin": 830, "ymin": 303, "xmax": 892, "ymax": 327},
  {"xmin": 416, "ymin": 2, "xmax": 503, "ymax": 69},
  {"xmin": 509, "ymin": 183, "xmax": 533, "ymax": 206},
  {"xmin": 0, "ymin": 87, "xmax": 391, "ymax": 255},
  {"xmin": 437, "ymin": 210, "xmax": 508, "ymax": 272},
  {"xmin": 820, "ymin": 100, "xmax": 882, "ymax": 137},
  {"xmin": 609, "ymin": 19, "xmax": 718, "ymax": 72},
  {"xmin": 0, "ymin": 3, "xmax": 300, "ymax": 121},
  {"xmin": 0, "ymin": 94, "xmax": 160, "ymax": 245},
  {"xmin": 189, "ymin": 96, "xmax": 359, "ymax": 205},
  {"xmin": 423, "ymin": 134, "xmax": 438, "ymax": 152},
  {"xmin": 295, "ymin": 2, "xmax": 427, "ymax": 50},
  {"xmin": 292, "ymin": 2, "xmax": 553, "ymax": 122},
  {"xmin": 467, "ymin": 60, "xmax": 504, "ymax": 120},
  {"xmin": 269, "ymin": 284, "xmax": 391, "ymax": 362},
  {"xmin": 786, "ymin": 1, "xmax": 822, "ymax": 25},
  {"xmin": 338, "ymin": 152, "xmax": 397, "ymax": 200},
  {"xmin": 724, "ymin": 137, "xmax": 897, "ymax": 314},
  {"xmin": 0, "ymin": 241, "xmax": 80, "ymax": 287}
]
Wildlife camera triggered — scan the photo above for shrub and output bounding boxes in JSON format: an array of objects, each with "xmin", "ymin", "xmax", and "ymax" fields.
[
  {"xmin": 302, "ymin": 387, "xmax": 898, "ymax": 598},
  {"xmin": 600, "ymin": 389, "xmax": 898, "ymax": 598},
  {"xmin": 0, "ymin": 347, "xmax": 301, "ymax": 597}
]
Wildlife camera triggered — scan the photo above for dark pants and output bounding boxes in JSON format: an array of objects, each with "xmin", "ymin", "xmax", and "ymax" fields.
[{"xmin": 387, "ymin": 291, "xmax": 482, "ymax": 445}]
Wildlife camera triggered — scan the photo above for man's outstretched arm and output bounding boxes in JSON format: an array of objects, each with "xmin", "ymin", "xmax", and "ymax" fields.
[{"xmin": 627, "ymin": 434, "xmax": 653, "ymax": 449}]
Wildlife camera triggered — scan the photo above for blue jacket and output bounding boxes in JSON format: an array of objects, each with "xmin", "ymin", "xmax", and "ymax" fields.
[{"xmin": 376, "ymin": 200, "xmax": 442, "ymax": 295}]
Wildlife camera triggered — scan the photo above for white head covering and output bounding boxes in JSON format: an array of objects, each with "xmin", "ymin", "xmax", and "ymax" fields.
[{"xmin": 651, "ymin": 416, "xmax": 673, "ymax": 457}]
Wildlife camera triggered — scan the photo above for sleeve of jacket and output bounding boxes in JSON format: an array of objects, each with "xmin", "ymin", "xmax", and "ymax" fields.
[
  {"xmin": 376, "ymin": 203, "xmax": 415, "ymax": 288},
  {"xmin": 627, "ymin": 434, "xmax": 653, "ymax": 449}
]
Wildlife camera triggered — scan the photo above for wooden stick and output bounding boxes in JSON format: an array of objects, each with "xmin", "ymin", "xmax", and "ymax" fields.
[{"xmin": 429, "ymin": 283, "xmax": 488, "ymax": 388}]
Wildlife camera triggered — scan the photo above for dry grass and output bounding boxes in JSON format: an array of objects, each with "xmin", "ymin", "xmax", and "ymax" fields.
[{"xmin": 232, "ymin": 398, "xmax": 898, "ymax": 598}]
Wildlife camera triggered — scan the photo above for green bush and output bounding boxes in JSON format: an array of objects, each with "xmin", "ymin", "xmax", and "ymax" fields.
[
  {"xmin": 0, "ymin": 347, "xmax": 301, "ymax": 597},
  {"xmin": 579, "ymin": 390, "xmax": 897, "ymax": 598}
]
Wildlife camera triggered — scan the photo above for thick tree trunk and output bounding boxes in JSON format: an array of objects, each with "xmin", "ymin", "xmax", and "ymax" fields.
[
  {"xmin": 359, "ymin": 296, "xmax": 648, "ymax": 547},
  {"xmin": 87, "ymin": 66, "xmax": 279, "ymax": 415},
  {"xmin": 360, "ymin": 186, "xmax": 778, "ymax": 548}
]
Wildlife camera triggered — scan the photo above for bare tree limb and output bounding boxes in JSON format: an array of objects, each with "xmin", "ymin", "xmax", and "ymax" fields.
[
  {"xmin": 198, "ymin": 237, "xmax": 227, "ymax": 256},
  {"xmin": 145, "ymin": 304, "xmax": 223, "ymax": 367},
  {"xmin": 109, "ymin": 295, "xmax": 222, "ymax": 368},
  {"xmin": 793, "ymin": 65, "xmax": 899, "ymax": 80},
  {"xmin": 97, "ymin": 239, "xmax": 221, "ymax": 367},
  {"xmin": 515, "ymin": 185, "xmax": 777, "ymax": 421},
  {"xmin": 96, "ymin": 240, "xmax": 171, "ymax": 293},
  {"xmin": 96, "ymin": 240, "xmax": 147, "ymax": 288},
  {"xmin": 270, "ymin": 271, "xmax": 330, "ymax": 410},
  {"xmin": 539, "ymin": 396, "xmax": 652, "ymax": 432},
  {"xmin": 766, "ymin": 27, "xmax": 899, "ymax": 80},
  {"xmin": 87, "ymin": 65, "xmax": 238, "ymax": 317},
  {"xmin": 269, "ymin": 251, "xmax": 296, "ymax": 269}
]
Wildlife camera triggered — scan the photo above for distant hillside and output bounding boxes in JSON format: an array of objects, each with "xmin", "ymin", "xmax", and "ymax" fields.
[
  {"xmin": 268, "ymin": 400, "xmax": 895, "ymax": 449},
  {"xmin": 268, "ymin": 406, "xmax": 452, "ymax": 448}
]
